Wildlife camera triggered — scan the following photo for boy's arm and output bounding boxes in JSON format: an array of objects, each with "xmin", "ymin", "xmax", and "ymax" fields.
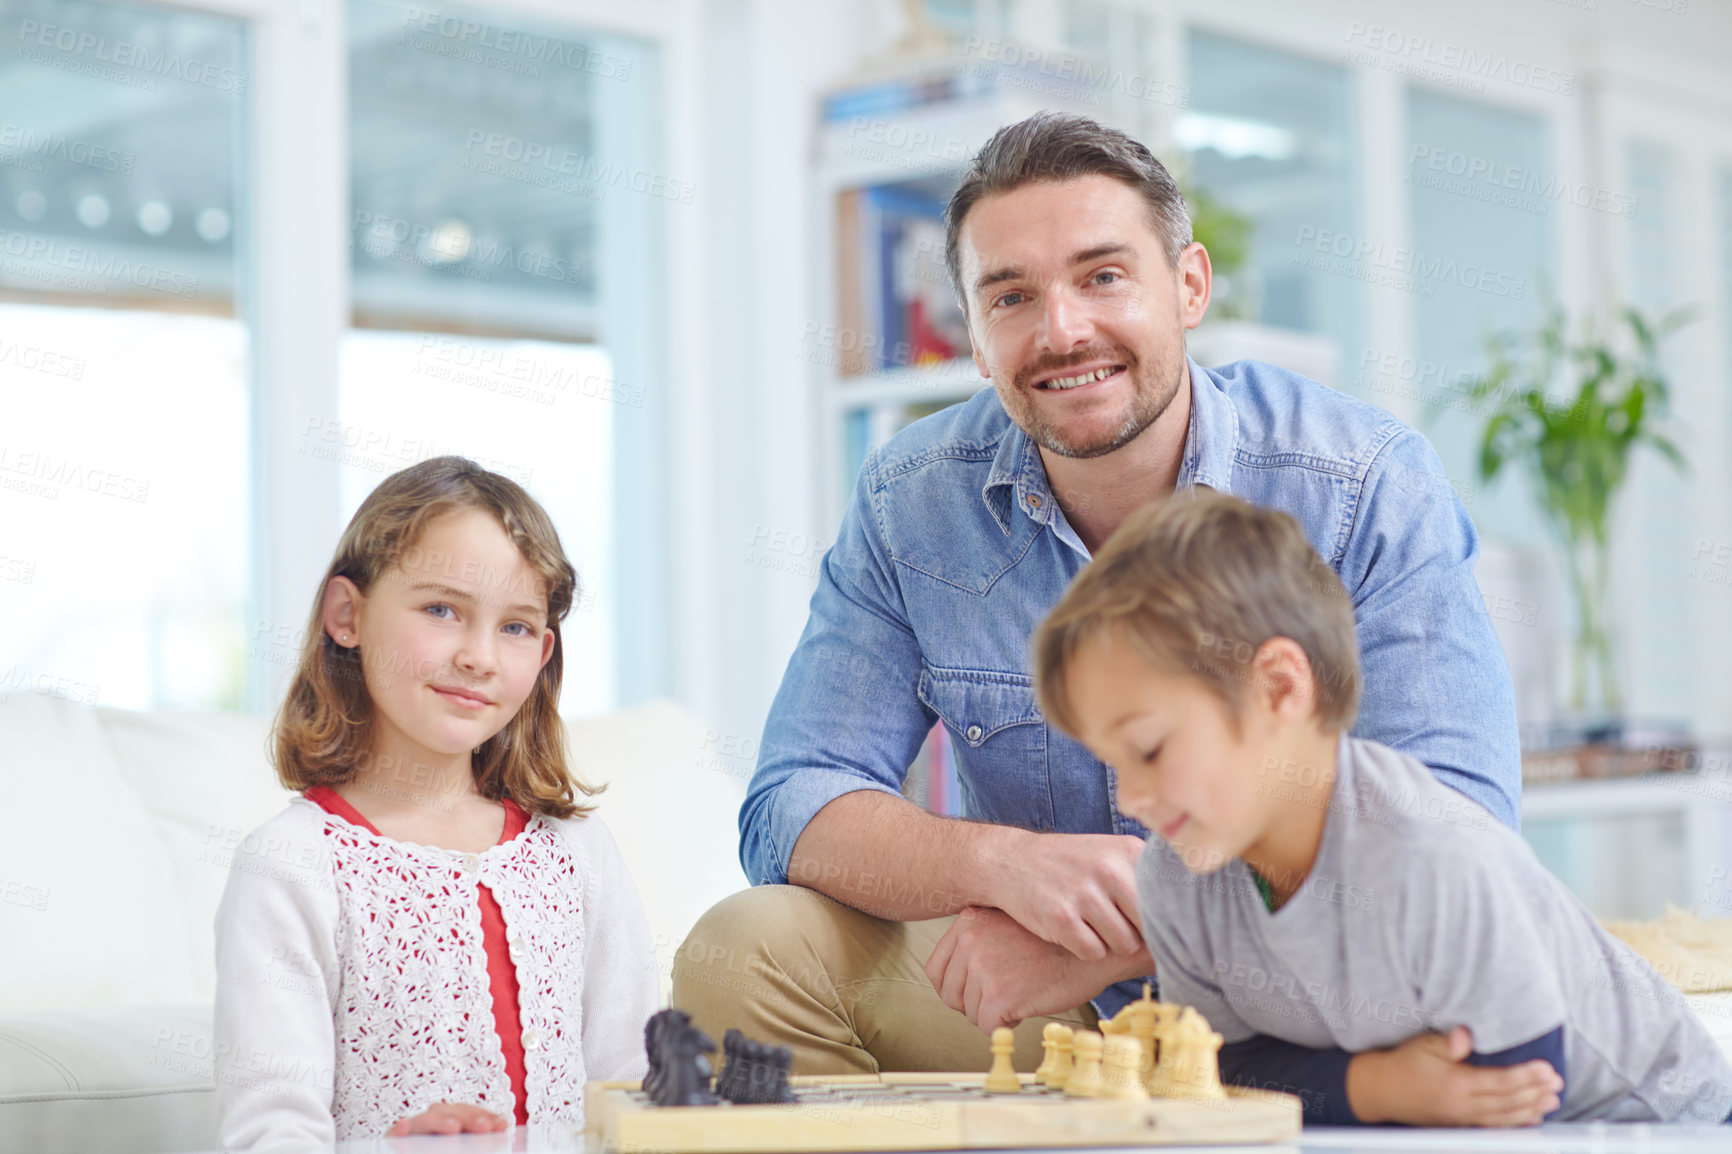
[
  {"xmin": 1220, "ymin": 1035, "xmax": 1357, "ymax": 1124},
  {"xmin": 1222, "ymin": 1026, "xmax": 1568, "ymax": 1127}
]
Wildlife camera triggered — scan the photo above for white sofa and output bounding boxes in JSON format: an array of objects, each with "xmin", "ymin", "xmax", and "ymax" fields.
[{"xmin": 0, "ymin": 693, "xmax": 750, "ymax": 1154}]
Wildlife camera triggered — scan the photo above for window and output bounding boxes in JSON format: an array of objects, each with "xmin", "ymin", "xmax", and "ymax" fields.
[
  {"xmin": 0, "ymin": 0, "xmax": 250, "ymax": 710},
  {"xmin": 341, "ymin": 0, "xmax": 667, "ymax": 717},
  {"xmin": 1183, "ymin": 30, "xmax": 1359, "ymax": 375},
  {"xmin": 1405, "ymin": 89, "xmax": 1552, "ymax": 542}
]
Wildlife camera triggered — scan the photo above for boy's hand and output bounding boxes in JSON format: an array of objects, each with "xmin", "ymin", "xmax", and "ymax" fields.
[
  {"xmin": 1346, "ymin": 1026, "xmax": 1563, "ymax": 1127},
  {"xmin": 386, "ymin": 1102, "xmax": 510, "ymax": 1135}
]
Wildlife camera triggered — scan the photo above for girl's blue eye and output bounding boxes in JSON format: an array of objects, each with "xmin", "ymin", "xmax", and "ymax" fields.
[
  {"xmin": 425, "ymin": 603, "xmax": 454, "ymax": 619},
  {"xmin": 503, "ymin": 622, "xmax": 533, "ymax": 637}
]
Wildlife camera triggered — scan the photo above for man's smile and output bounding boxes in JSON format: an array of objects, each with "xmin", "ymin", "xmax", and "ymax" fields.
[{"xmin": 1035, "ymin": 363, "xmax": 1128, "ymax": 392}]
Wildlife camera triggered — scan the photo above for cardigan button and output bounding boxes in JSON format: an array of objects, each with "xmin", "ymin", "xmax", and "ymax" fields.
[
  {"xmin": 522, "ymin": 1028, "xmax": 541, "ymax": 1051},
  {"xmin": 462, "ymin": 853, "xmax": 481, "ymax": 873}
]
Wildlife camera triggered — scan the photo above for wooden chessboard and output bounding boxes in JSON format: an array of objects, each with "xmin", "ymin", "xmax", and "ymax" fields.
[{"xmin": 585, "ymin": 1072, "xmax": 1301, "ymax": 1152}]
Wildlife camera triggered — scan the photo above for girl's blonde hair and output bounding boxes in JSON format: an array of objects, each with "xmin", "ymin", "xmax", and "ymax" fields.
[{"xmin": 272, "ymin": 455, "xmax": 597, "ymax": 819}]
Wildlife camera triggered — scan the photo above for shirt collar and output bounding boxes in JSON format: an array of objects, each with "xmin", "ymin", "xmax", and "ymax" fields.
[
  {"xmin": 981, "ymin": 356, "xmax": 1238, "ymax": 533},
  {"xmin": 1178, "ymin": 356, "xmax": 1238, "ymax": 493}
]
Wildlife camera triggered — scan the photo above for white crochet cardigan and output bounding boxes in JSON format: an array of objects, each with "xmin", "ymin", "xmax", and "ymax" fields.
[{"xmin": 213, "ymin": 796, "xmax": 657, "ymax": 1150}]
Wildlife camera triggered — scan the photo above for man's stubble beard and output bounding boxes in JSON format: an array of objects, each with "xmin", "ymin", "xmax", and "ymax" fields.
[{"xmin": 999, "ymin": 341, "xmax": 1185, "ymax": 461}]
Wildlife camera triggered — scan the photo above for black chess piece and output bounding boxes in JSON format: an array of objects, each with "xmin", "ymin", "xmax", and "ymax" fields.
[
  {"xmin": 651, "ymin": 1021, "xmax": 719, "ymax": 1107},
  {"xmin": 716, "ymin": 1028, "xmax": 796, "ymax": 1105},
  {"xmin": 642, "ymin": 1008, "xmax": 691, "ymax": 1101}
]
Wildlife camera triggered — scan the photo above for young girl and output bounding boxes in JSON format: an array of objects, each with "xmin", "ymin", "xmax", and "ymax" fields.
[{"xmin": 214, "ymin": 456, "xmax": 657, "ymax": 1148}]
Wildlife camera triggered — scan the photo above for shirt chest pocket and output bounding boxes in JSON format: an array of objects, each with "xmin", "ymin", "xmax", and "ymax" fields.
[{"xmin": 917, "ymin": 667, "xmax": 1054, "ymax": 831}]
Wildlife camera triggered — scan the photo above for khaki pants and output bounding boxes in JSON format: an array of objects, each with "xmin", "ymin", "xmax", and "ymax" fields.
[{"xmin": 670, "ymin": 885, "xmax": 1099, "ymax": 1076}]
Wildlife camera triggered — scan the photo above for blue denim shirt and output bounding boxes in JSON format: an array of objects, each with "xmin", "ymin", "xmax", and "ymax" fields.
[{"xmin": 740, "ymin": 357, "xmax": 1522, "ymax": 1017}]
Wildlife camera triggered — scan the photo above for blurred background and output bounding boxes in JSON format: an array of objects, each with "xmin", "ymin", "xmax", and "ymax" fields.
[{"xmin": 2, "ymin": 0, "xmax": 1731, "ymax": 920}]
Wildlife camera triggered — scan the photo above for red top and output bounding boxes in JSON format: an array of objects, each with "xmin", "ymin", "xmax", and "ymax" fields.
[{"xmin": 304, "ymin": 786, "xmax": 531, "ymax": 1126}]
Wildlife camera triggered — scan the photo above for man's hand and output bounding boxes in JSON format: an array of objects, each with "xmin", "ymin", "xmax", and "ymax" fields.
[
  {"xmin": 1346, "ymin": 1027, "xmax": 1563, "ymax": 1127},
  {"xmin": 979, "ymin": 832, "xmax": 1147, "ymax": 961},
  {"xmin": 924, "ymin": 906, "xmax": 1153, "ymax": 1032},
  {"xmin": 386, "ymin": 1102, "xmax": 510, "ymax": 1136}
]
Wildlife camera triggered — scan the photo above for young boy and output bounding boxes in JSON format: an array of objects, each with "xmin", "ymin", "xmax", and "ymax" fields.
[{"xmin": 1032, "ymin": 489, "xmax": 1732, "ymax": 1126}]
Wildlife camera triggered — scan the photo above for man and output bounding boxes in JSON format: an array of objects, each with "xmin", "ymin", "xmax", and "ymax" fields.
[{"xmin": 672, "ymin": 112, "xmax": 1520, "ymax": 1077}]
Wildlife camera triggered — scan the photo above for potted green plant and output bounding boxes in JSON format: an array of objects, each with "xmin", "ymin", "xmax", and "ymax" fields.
[{"xmin": 1470, "ymin": 301, "xmax": 1693, "ymax": 718}]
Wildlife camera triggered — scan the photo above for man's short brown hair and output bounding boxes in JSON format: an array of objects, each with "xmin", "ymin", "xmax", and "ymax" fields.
[
  {"xmin": 945, "ymin": 111, "xmax": 1192, "ymax": 306},
  {"xmin": 1033, "ymin": 489, "xmax": 1362, "ymax": 736}
]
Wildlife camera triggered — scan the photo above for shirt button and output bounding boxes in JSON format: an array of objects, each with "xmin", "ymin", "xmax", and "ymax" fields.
[
  {"xmin": 965, "ymin": 724, "xmax": 983, "ymax": 742},
  {"xmin": 522, "ymin": 1027, "xmax": 541, "ymax": 1051},
  {"xmin": 1027, "ymin": 495, "xmax": 1043, "ymax": 510}
]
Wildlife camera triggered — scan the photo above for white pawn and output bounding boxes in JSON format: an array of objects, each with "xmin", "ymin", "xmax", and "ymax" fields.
[
  {"xmin": 984, "ymin": 1026, "xmax": 1021, "ymax": 1093},
  {"xmin": 1064, "ymin": 1031, "xmax": 1104, "ymax": 1098},
  {"xmin": 1042, "ymin": 1023, "xmax": 1074, "ymax": 1090},
  {"xmin": 1100, "ymin": 1035, "xmax": 1149, "ymax": 1101}
]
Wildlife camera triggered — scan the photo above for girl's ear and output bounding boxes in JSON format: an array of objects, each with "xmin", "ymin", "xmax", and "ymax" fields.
[
  {"xmin": 538, "ymin": 625, "xmax": 556, "ymax": 670},
  {"xmin": 322, "ymin": 576, "xmax": 364, "ymax": 648}
]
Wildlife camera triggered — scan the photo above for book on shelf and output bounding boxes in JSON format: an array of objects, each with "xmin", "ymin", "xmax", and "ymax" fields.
[{"xmin": 837, "ymin": 183, "xmax": 968, "ymax": 378}]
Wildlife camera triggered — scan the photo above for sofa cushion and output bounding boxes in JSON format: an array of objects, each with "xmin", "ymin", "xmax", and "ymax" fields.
[
  {"xmin": 565, "ymin": 700, "xmax": 752, "ymax": 998},
  {"xmin": 0, "ymin": 696, "xmax": 200, "ymax": 1013},
  {"xmin": 97, "ymin": 707, "xmax": 290, "ymax": 1006},
  {"xmin": 0, "ymin": 1004, "xmax": 215, "ymax": 1154}
]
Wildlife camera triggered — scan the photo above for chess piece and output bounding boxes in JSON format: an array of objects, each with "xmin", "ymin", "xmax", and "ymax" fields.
[
  {"xmin": 1145, "ymin": 1000, "xmax": 1186, "ymax": 1095},
  {"xmin": 1168, "ymin": 1008, "xmax": 1226, "ymax": 1100},
  {"xmin": 716, "ymin": 1029, "xmax": 797, "ymax": 1105},
  {"xmin": 1064, "ymin": 1031, "xmax": 1103, "ymax": 1098},
  {"xmin": 1033, "ymin": 1022, "xmax": 1064, "ymax": 1088},
  {"xmin": 651, "ymin": 1021, "xmax": 719, "ymax": 1107},
  {"xmin": 1100, "ymin": 1035, "xmax": 1150, "ymax": 1101},
  {"xmin": 642, "ymin": 1008, "xmax": 692, "ymax": 1099},
  {"xmin": 1041, "ymin": 1023, "xmax": 1073, "ymax": 1090},
  {"xmin": 983, "ymin": 1026, "xmax": 1021, "ymax": 1093}
]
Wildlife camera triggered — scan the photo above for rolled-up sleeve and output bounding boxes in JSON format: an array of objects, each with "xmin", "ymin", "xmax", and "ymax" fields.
[
  {"xmin": 738, "ymin": 452, "xmax": 938, "ymax": 885},
  {"xmin": 1339, "ymin": 429, "xmax": 1522, "ymax": 828}
]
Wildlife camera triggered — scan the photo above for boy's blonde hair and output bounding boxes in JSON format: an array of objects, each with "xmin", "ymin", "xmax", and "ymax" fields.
[
  {"xmin": 1034, "ymin": 488, "xmax": 1361, "ymax": 736},
  {"xmin": 272, "ymin": 456, "xmax": 598, "ymax": 819}
]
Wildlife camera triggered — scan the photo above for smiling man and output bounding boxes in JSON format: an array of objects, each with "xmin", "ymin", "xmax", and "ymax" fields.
[{"xmin": 672, "ymin": 112, "xmax": 1521, "ymax": 1077}]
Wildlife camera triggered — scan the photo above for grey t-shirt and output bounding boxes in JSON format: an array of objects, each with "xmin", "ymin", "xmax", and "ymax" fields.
[{"xmin": 1135, "ymin": 733, "xmax": 1732, "ymax": 1123}]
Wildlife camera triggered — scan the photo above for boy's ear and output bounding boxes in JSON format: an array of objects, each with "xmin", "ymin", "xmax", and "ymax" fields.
[
  {"xmin": 1251, "ymin": 637, "xmax": 1316, "ymax": 721},
  {"xmin": 322, "ymin": 576, "xmax": 364, "ymax": 648}
]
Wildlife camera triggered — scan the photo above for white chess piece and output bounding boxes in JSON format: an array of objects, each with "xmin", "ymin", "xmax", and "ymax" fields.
[{"xmin": 984, "ymin": 1026, "xmax": 1021, "ymax": 1093}]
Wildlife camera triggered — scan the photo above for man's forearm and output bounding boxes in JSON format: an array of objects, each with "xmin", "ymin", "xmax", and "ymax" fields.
[{"xmin": 788, "ymin": 790, "xmax": 1027, "ymax": 921}]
